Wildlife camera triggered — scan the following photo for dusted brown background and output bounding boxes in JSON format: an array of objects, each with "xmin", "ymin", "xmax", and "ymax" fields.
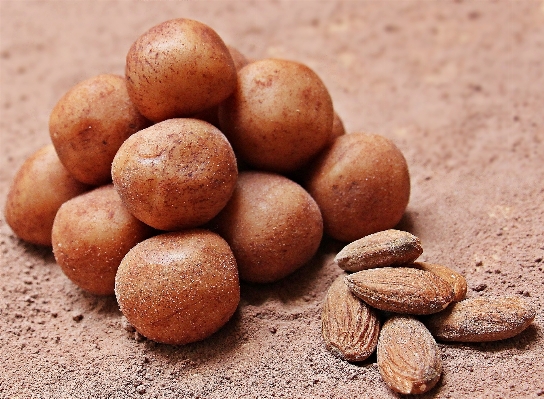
[{"xmin": 1, "ymin": 1, "xmax": 543, "ymax": 398}]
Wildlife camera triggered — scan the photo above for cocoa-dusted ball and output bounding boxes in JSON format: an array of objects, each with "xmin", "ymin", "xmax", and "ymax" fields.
[
  {"xmin": 4, "ymin": 145, "xmax": 90, "ymax": 246},
  {"xmin": 190, "ymin": 45, "xmax": 250, "ymax": 128},
  {"xmin": 52, "ymin": 185, "xmax": 152, "ymax": 296},
  {"xmin": 305, "ymin": 133, "xmax": 410, "ymax": 242},
  {"xmin": 212, "ymin": 171, "xmax": 323, "ymax": 283},
  {"xmin": 111, "ymin": 118, "xmax": 238, "ymax": 231},
  {"xmin": 329, "ymin": 111, "xmax": 346, "ymax": 145},
  {"xmin": 218, "ymin": 58, "xmax": 334, "ymax": 173},
  {"xmin": 227, "ymin": 45, "xmax": 250, "ymax": 71},
  {"xmin": 49, "ymin": 74, "xmax": 148, "ymax": 186},
  {"xmin": 125, "ymin": 18, "xmax": 237, "ymax": 122},
  {"xmin": 115, "ymin": 230, "xmax": 240, "ymax": 345}
]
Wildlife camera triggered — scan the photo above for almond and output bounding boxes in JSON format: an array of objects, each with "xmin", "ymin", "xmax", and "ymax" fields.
[
  {"xmin": 335, "ymin": 229, "xmax": 422, "ymax": 272},
  {"xmin": 410, "ymin": 261, "xmax": 467, "ymax": 302},
  {"xmin": 424, "ymin": 295, "xmax": 536, "ymax": 342},
  {"xmin": 321, "ymin": 274, "xmax": 380, "ymax": 362},
  {"xmin": 377, "ymin": 315, "xmax": 442, "ymax": 395},
  {"xmin": 345, "ymin": 267, "xmax": 454, "ymax": 315}
]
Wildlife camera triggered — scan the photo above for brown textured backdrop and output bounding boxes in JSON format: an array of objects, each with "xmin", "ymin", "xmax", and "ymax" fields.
[{"xmin": 1, "ymin": 1, "xmax": 543, "ymax": 398}]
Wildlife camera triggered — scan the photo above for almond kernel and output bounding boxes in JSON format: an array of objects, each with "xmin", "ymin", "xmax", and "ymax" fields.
[
  {"xmin": 377, "ymin": 315, "xmax": 442, "ymax": 395},
  {"xmin": 425, "ymin": 295, "xmax": 536, "ymax": 342},
  {"xmin": 345, "ymin": 267, "xmax": 454, "ymax": 315},
  {"xmin": 335, "ymin": 229, "xmax": 422, "ymax": 272},
  {"xmin": 321, "ymin": 274, "xmax": 380, "ymax": 362},
  {"xmin": 410, "ymin": 261, "xmax": 467, "ymax": 302}
]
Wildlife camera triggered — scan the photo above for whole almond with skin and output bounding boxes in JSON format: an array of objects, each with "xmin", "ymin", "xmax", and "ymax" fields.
[
  {"xmin": 321, "ymin": 274, "xmax": 380, "ymax": 362},
  {"xmin": 335, "ymin": 229, "xmax": 422, "ymax": 272},
  {"xmin": 345, "ymin": 267, "xmax": 454, "ymax": 315},
  {"xmin": 425, "ymin": 295, "xmax": 536, "ymax": 342},
  {"xmin": 377, "ymin": 315, "xmax": 442, "ymax": 395},
  {"xmin": 410, "ymin": 261, "xmax": 467, "ymax": 302}
]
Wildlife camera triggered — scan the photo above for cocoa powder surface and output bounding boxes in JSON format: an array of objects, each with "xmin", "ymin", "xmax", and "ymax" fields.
[{"xmin": 1, "ymin": 1, "xmax": 543, "ymax": 398}]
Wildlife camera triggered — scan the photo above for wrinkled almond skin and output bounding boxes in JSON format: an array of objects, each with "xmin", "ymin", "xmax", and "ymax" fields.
[
  {"xmin": 335, "ymin": 229, "xmax": 422, "ymax": 272},
  {"xmin": 345, "ymin": 267, "xmax": 454, "ymax": 315},
  {"xmin": 411, "ymin": 262, "xmax": 467, "ymax": 302},
  {"xmin": 321, "ymin": 274, "xmax": 380, "ymax": 362},
  {"xmin": 424, "ymin": 296, "xmax": 536, "ymax": 342},
  {"xmin": 377, "ymin": 316, "xmax": 442, "ymax": 395}
]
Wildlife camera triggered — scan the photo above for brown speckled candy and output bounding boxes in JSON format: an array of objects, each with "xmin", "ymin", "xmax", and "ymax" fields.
[
  {"xmin": 4, "ymin": 145, "xmax": 90, "ymax": 246},
  {"xmin": 425, "ymin": 296, "xmax": 536, "ymax": 342},
  {"xmin": 115, "ymin": 229, "xmax": 240, "ymax": 345},
  {"xmin": 345, "ymin": 267, "xmax": 454, "ymax": 315},
  {"xmin": 212, "ymin": 171, "xmax": 323, "ymax": 283},
  {"xmin": 190, "ymin": 45, "xmax": 250, "ymax": 127},
  {"xmin": 335, "ymin": 229, "xmax": 422, "ymax": 272},
  {"xmin": 125, "ymin": 18, "xmax": 237, "ymax": 122},
  {"xmin": 328, "ymin": 112, "xmax": 346, "ymax": 145},
  {"xmin": 227, "ymin": 45, "xmax": 250, "ymax": 71},
  {"xmin": 111, "ymin": 118, "xmax": 238, "ymax": 231},
  {"xmin": 305, "ymin": 133, "xmax": 410, "ymax": 242},
  {"xmin": 52, "ymin": 184, "xmax": 152, "ymax": 296},
  {"xmin": 49, "ymin": 74, "xmax": 148, "ymax": 186},
  {"xmin": 377, "ymin": 315, "xmax": 442, "ymax": 395},
  {"xmin": 218, "ymin": 58, "xmax": 334, "ymax": 173}
]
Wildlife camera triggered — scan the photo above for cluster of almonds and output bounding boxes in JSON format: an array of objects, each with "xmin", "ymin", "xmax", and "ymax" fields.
[
  {"xmin": 5, "ymin": 19, "xmax": 411, "ymax": 345},
  {"xmin": 322, "ymin": 229, "xmax": 536, "ymax": 395}
]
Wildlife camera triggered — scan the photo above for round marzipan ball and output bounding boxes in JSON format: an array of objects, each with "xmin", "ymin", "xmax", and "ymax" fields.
[
  {"xmin": 125, "ymin": 18, "xmax": 237, "ymax": 122},
  {"xmin": 49, "ymin": 74, "xmax": 148, "ymax": 186},
  {"xmin": 4, "ymin": 145, "xmax": 90, "ymax": 246},
  {"xmin": 111, "ymin": 118, "xmax": 238, "ymax": 231},
  {"xmin": 190, "ymin": 45, "xmax": 250, "ymax": 128},
  {"xmin": 218, "ymin": 58, "xmax": 334, "ymax": 173},
  {"xmin": 52, "ymin": 185, "xmax": 152, "ymax": 296},
  {"xmin": 227, "ymin": 45, "xmax": 250, "ymax": 71},
  {"xmin": 329, "ymin": 111, "xmax": 346, "ymax": 145},
  {"xmin": 115, "ymin": 230, "xmax": 240, "ymax": 345},
  {"xmin": 305, "ymin": 133, "xmax": 410, "ymax": 242},
  {"xmin": 212, "ymin": 171, "xmax": 323, "ymax": 283}
]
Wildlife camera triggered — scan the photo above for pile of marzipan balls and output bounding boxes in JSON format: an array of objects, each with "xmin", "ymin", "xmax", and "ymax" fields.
[{"xmin": 4, "ymin": 19, "xmax": 410, "ymax": 345}]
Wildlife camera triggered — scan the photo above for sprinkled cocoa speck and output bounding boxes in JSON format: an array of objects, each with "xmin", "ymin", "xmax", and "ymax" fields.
[
  {"xmin": 472, "ymin": 283, "xmax": 487, "ymax": 292},
  {"xmin": 72, "ymin": 313, "xmax": 83, "ymax": 322},
  {"xmin": 136, "ymin": 385, "xmax": 146, "ymax": 394},
  {"xmin": 134, "ymin": 332, "xmax": 146, "ymax": 342},
  {"xmin": 121, "ymin": 316, "xmax": 136, "ymax": 332}
]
